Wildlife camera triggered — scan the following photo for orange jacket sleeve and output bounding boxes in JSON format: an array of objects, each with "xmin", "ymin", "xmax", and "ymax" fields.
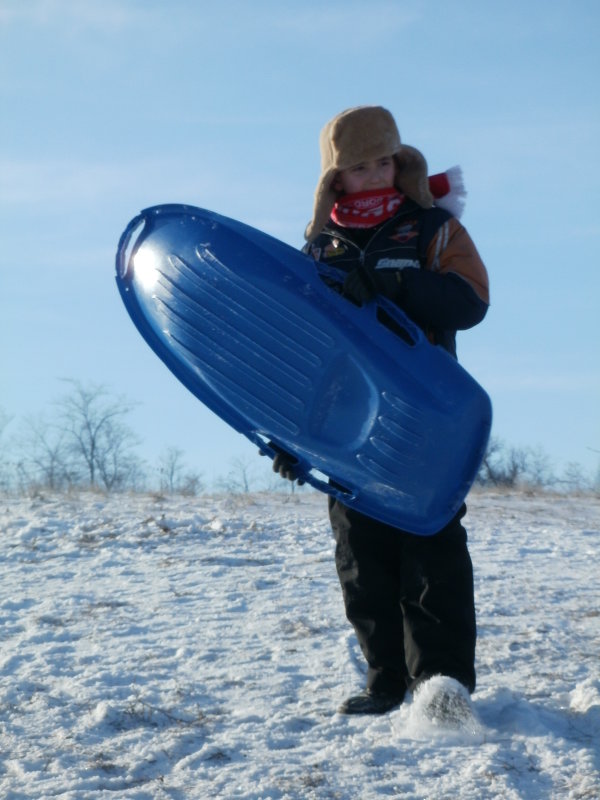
[{"xmin": 425, "ymin": 218, "xmax": 490, "ymax": 305}]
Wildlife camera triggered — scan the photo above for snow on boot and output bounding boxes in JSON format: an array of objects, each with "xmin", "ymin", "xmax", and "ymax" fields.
[{"xmin": 413, "ymin": 676, "xmax": 476, "ymax": 728}]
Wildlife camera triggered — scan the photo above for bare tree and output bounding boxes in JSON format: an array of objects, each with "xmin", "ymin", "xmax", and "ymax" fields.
[
  {"xmin": 18, "ymin": 414, "xmax": 72, "ymax": 490},
  {"xmin": 588, "ymin": 448, "xmax": 600, "ymax": 493},
  {"xmin": 0, "ymin": 407, "xmax": 14, "ymax": 490},
  {"xmin": 0, "ymin": 407, "xmax": 12, "ymax": 443},
  {"xmin": 159, "ymin": 446, "xmax": 186, "ymax": 493},
  {"xmin": 477, "ymin": 437, "xmax": 505, "ymax": 486},
  {"xmin": 95, "ymin": 418, "xmax": 145, "ymax": 491},
  {"xmin": 477, "ymin": 437, "xmax": 530, "ymax": 488},
  {"xmin": 158, "ymin": 446, "xmax": 203, "ymax": 495},
  {"xmin": 503, "ymin": 446, "xmax": 529, "ymax": 487},
  {"xmin": 216, "ymin": 456, "xmax": 257, "ymax": 493},
  {"xmin": 55, "ymin": 380, "xmax": 142, "ymax": 490},
  {"xmin": 179, "ymin": 472, "xmax": 203, "ymax": 496},
  {"xmin": 524, "ymin": 445, "xmax": 555, "ymax": 488},
  {"xmin": 560, "ymin": 462, "xmax": 589, "ymax": 493},
  {"xmin": 476, "ymin": 438, "xmax": 595, "ymax": 491}
]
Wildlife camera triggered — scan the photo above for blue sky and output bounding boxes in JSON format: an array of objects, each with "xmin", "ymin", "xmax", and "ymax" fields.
[{"xmin": 2, "ymin": 0, "xmax": 599, "ymax": 485}]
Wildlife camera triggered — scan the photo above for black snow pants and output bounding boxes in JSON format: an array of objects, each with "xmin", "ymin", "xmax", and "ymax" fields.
[{"xmin": 329, "ymin": 498, "xmax": 476, "ymax": 697}]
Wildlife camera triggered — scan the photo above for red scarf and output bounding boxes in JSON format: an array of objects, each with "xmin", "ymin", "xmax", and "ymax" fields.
[{"xmin": 331, "ymin": 188, "xmax": 405, "ymax": 229}]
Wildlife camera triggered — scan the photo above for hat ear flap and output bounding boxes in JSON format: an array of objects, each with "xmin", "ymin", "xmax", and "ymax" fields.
[
  {"xmin": 394, "ymin": 148, "xmax": 434, "ymax": 208},
  {"xmin": 304, "ymin": 168, "xmax": 339, "ymax": 243}
]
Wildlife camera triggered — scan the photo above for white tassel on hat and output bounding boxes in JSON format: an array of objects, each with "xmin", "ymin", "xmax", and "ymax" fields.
[{"xmin": 429, "ymin": 165, "xmax": 466, "ymax": 219}]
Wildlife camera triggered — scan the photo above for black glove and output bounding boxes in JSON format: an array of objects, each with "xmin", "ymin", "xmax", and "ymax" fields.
[
  {"xmin": 342, "ymin": 266, "xmax": 402, "ymax": 305},
  {"xmin": 259, "ymin": 443, "xmax": 305, "ymax": 485},
  {"xmin": 272, "ymin": 451, "xmax": 304, "ymax": 484},
  {"xmin": 342, "ymin": 267, "xmax": 376, "ymax": 304}
]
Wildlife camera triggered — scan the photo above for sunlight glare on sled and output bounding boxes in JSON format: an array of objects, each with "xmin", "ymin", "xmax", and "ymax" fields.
[{"xmin": 133, "ymin": 246, "xmax": 160, "ymax": 291}]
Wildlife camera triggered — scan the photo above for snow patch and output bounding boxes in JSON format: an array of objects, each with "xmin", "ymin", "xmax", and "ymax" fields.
[
  {"xmin": 1, "ymin": 489, "xmax": 598, "ymax": 798},
  {"xmin": 570, "ymin": 678, "xmax": 600, "ymax": 714}
]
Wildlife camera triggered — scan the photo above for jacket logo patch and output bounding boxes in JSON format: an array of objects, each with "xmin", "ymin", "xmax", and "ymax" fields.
[
  {"xmin": 323, "ymin": 240, "xmax": 347, "ymax": 258},
  {"xmin": 375, "ymin": 258, "xmax": 420, "ymax": 270},
  {"xmin": 391, "ymin": 220, "xmax": 418, "ymax": 243}
]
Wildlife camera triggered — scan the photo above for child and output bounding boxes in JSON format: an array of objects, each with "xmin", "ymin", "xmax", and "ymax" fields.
[{"xmin": 273, "ymin": 105, "xmax": 489, "ymax": 715}]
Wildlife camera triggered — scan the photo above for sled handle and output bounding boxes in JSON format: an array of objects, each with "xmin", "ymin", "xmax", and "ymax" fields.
[
  {"xmin": 254, "ymin": 435, "xmax": 355, "ymax": 501},
  {"xmin": 315, "ymin": 262, "xmax": 425, "ymax": 348}
]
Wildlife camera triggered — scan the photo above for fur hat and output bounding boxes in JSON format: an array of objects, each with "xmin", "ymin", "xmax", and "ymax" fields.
[{"xmin": 304, "ymin": 105, "xmax": 434, "ymax": 242}]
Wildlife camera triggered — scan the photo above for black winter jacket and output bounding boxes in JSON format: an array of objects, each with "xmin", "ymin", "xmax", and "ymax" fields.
[{"xmin": 304, "ymin": 200, "xmax": 489, "ymax": 358}]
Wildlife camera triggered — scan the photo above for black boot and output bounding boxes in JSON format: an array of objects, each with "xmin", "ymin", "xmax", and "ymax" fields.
[{"xmin": 338, "ymin": 688, "xmax": 405, "ymax": 715}]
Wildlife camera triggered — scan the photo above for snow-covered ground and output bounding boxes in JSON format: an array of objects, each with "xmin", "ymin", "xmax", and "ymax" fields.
[{"xmin": 1, "ymin": 488, "xmax": 598, "ymax": 800}]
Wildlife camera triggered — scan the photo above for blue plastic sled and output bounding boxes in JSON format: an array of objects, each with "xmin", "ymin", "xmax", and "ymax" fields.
[{"xmin": 115, "ymin": 204, "xmax": 491, "ymax": 535}]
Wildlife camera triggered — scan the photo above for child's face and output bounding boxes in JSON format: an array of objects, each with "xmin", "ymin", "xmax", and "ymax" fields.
[{"xmin": 334, "ymin": 156, "xmax": 395, "ymax": 194}]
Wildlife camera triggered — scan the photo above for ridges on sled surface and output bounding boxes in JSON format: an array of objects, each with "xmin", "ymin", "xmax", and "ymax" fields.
[{"xmin": 116, "ymin": 204, "xmax": 491, "ymax": 534}]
